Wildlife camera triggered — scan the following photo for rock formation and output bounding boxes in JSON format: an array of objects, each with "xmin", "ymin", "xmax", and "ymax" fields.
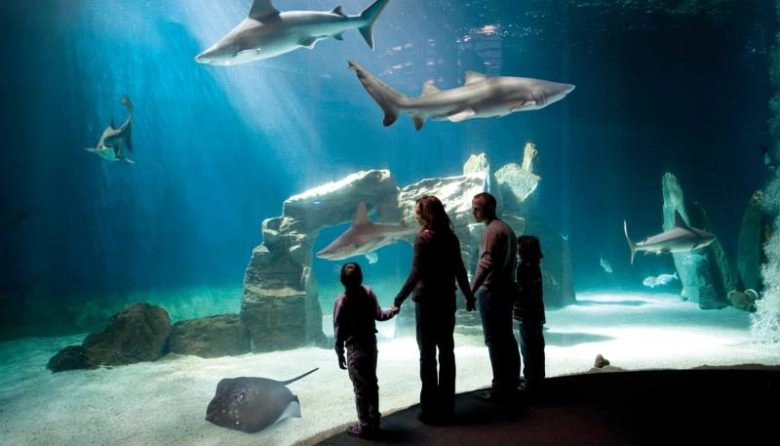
[
  {"xmin": 241, "ymin": 151, "xmax": 576, "ymax": 351},
  {"xmin": 737, "ymin": 191, "xmax": 768, "ymax": 292},
  {"xmin": 662, "ymin": 173, "xmax": 734, "ymax": 309}
]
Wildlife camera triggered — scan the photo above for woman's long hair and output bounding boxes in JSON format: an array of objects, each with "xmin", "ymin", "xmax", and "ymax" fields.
[{"xmin": 415, "ymin": 195, "xmax": 453, "ymax": 232}]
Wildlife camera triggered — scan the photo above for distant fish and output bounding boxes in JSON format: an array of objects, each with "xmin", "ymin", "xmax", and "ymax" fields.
[
  {"xmin": 599, "ymin": 257, "xmax": 613, "ymax": 274},
  {"xmin": 763, "ymin": 145, "xmax": 777, "ymax": 171},
  {"xmin": 642, "ymin": 272, "xmax": 679, "ymax": 288},
  {"xmin": 84, "ymin": 95, "xmax": 135, "ymax": 164}
]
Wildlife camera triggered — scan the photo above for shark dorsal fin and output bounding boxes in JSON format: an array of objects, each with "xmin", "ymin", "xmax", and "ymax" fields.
[
  {"xmin": 464, "ymin": 71, "xmax": 487, "ymax": 85},
  {"xmin": 421, "ymin": 80, "xmax": 440, "ymax": 96},
  {"xmin": 332, "ymin": 6, "xmax": 346, "ymax": 16},
  {"xmin": 673, "ymin": 210, "xmax": 690, "ymax": 229},
  {"xmin": 353, "ymin": 201, "xmax": 370, "ymax": 225},
  {"xmin": 249, "ymin": 0, "xmax": 279, "ymax": 20}
]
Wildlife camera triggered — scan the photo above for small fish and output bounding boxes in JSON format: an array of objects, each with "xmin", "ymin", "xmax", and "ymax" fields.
[
  {"xmin": 642, "ymin": 272, "xmax": 679, "ymax": 288},
  {"xmin": 599, "ymin": 257, "xmax": 613, "ymax": 274}
]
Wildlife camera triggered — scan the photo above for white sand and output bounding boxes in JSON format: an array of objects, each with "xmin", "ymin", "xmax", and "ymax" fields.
[{"xmin": 1, "ymin": 291, "xmax": 778, "ymax": 446}]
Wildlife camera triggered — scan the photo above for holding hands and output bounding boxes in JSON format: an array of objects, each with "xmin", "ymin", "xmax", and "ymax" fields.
[
  {"xmin": 337, "ymin": 353, "xmax": 347, "ymax": 370},
  {"xmin": 465, "ymin": 295, "xmax": 476, "ymax": 312}
]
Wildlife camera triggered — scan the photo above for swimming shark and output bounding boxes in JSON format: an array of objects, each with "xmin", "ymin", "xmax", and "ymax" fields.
[
  {"xmin": 347, "ymin": 60, "xmax": 575, "ymax": 130},
  {"xmin": 316, "ymin": 201, "xmax": 415, "ymax": 264},
  {"xmin": 195, "ymin": 0, "xmax": 391, "ymax": 65},
  {"xmin": 84, "ymin": 95, "xmax": 135, "ymax": 164},
  {"xmin": 623, "ymin": 211, "xmax": 716, "ymax": 264}
]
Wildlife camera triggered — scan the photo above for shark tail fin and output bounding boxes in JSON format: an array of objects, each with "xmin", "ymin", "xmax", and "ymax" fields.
[
  {"xmin": 358, "ymin": 0, "xmax": 391, "ymax": 49},
  {"xmin": 348, "ymin": 60, "xmax": 405, "ymax": 127},
  {"xmin": 624, "ymin": 220, "xmax": 637, "ymax": 265}
]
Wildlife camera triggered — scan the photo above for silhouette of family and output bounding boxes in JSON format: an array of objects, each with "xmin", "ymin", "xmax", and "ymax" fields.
[{"xmin": 332, "ymin": 192, "xmax": 547, "ymax": 439}]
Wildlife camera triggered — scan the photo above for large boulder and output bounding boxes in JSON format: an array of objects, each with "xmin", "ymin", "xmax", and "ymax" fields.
[
  {"xmin": 167, "ymin": 314, "xmax": 250, "ymax": 358},
  {"xmin": 81, "ymin": 303, "xmax": 171, "ymax": 366}
]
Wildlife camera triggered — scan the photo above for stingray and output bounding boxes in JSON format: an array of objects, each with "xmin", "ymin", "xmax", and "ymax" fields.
[{"xmin": 205, "ymin": 367, "xmax": 318, "ymax": 433}]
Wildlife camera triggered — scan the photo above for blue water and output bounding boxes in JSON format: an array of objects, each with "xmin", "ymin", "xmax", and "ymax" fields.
[{"xmin": 0, "ymin": 0, "xmax": 775, "ymax": 336}]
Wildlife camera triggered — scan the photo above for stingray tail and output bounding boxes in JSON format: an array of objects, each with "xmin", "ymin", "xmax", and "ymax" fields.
[
  {"xmin": 624, "ymin": 220, "xmax": 637, "ymax": 265},
  {"xmin": 282, "ymin": 367, "xmax": 319, "ymax": 385}
]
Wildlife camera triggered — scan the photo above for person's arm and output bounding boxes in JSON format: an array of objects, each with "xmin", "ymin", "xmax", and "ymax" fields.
[
  {"xmin": 471, "ymin": 222, "xmax": 497, "ymax": 292},
  {"xmin": 394, "ymin": 232, "xmax": 424, "ymax": 308},
  {"xmin": 367, "ymin": 286, "xmax": 395, "ymax": 321},
  {"xmin": 453, "ymin": 236, "xmax": 476, "ymax": 311},
  {"xmin": 332, "ymin": 297, "xmax": 347, "ymax": 369}
]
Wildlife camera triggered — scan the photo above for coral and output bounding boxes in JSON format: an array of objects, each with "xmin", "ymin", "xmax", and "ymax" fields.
[{"xmin": 752, "ymin": 217, "xmax": 780, "ymax": 342}]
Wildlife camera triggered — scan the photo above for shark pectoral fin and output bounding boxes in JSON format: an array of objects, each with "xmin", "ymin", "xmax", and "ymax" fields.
[
  {"xmin": 237, "ymin": 49, "xmax": 262, "ymax": 58},
  {"xmin": 383, "ymin": 111, "xmax": 398, "ymax": 127},
  {"xmin": 365, "ymin": 252, "xmax": 379, "ymax": 264},
  {"xmin": 510, "ymin": 101, "xmax": 536, "ymax": 112},
  {"xmin": 412, "ymin": 115, "xmax": 424, "ymax": 130},
  {"xmin": 447, "ymin": 109, "xmax": 476, "ymax": 123},
  {"xmin": 300, "ymin": 37, "xmax": 318, "ymax": 49},
  {"xmin": 333, "ymin": 33, "xmax": 344, "ymax": 41}
]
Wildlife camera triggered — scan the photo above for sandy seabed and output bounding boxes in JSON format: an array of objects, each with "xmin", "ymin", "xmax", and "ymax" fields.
[{"xmin": 1, "ymin": 291, "xmax": 778, "ymax": 446}]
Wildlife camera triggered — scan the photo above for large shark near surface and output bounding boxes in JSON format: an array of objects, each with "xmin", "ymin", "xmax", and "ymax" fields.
[
  {"xmin": 84, "ymin": 95, "xmax": 135, "ymax": 164},
  {"xmin": 206, "ymin": 368, "xmax": 318, "ymax": 433},
  {"xmin": 624, "ymin": 211, "xmax": 716, "ymax": 264},
  {"xmin": 348, "ymin": 60, "xmax": 575, "ymax": 130},
  {"xmin": 195, "ymin": 0, "xmax": 391, "ymax": 65},
  {"xmin": 316, "ymin": 201, "xmax": 415, "ymax": 264}
]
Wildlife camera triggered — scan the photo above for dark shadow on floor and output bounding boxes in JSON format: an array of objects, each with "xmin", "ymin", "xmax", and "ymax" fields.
[{"xmin": 305, "ymin": 366, "xmax": 780, "ymax": 446}]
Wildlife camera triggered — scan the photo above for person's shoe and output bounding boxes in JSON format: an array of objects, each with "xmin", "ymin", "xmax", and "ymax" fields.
[
  {"xmin": 473, "ymin": 389, "xmax": 512, "ymax": 405},
  {"xmin": 417, "ymin": 412, "xmax": 448, "ymax": 426},
  {"xmin": 346, "ymin": 423, "xmax": 376, "ymax": 439}
]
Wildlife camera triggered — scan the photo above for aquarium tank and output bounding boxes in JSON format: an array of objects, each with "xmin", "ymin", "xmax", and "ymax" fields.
[{"xmin": 1, "ymin": 1, "xmax": 779, "ymax": 445}]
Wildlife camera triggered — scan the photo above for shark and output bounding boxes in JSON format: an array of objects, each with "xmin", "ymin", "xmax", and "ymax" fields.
[
  {"xmin": 316, "ymin": 201, "xmax": 415, "ymax": 264},
  {"xmin": 623, "ymin": 211, "xmax": 716, "ymax": 264},
  {"xmin": 195, "ymin": 0, "xmax": 391, "ymax": 65},
  {"xmin": 347, "ymin": 60, "xmax": 575, "ymax": 130},
  {"xmin": 84, "ymin": 95, "xmax": 135, "ymax": 164}
]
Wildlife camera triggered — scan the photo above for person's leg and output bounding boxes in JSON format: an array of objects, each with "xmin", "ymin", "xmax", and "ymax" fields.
[
  {"xmin": 477, "ymin": 289, "xmax": 500, "ymax": 389},
  {"xmin": 416, "ymin": 303, "xmax": 439, "ymax": 417},
  {"xmin": 347, "ymin": 344, "xmax": 378, "ymax": 429},
  {"xmin": 518, "ymin": 320, "xmax": 530, "ymax": 381},
  {"xmin": 480, "ymin": 290, "xmax": 519, "ymax": 393},
  {"xmin": 524, "ymin": 321, "xmax": 546, "ymax": 388},
  {"xmin": 497, "ymin": 296, "xmax": 521, "ymax": 391},
  {"xmin": 436, "ymin": 308, "xmax": 456, "ymax": 417}
]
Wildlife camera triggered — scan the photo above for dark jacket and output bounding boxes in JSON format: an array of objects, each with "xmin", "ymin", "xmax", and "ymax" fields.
[
  {"xmin": 513, "ymin": 261, "xmax": 545, "ymax": 324},
  {"xmin": 394, "ymin": 228, "xmax": 471, "ymax": 311},
  {"xmin": 333, "ymin": 285, "xmax": 394, "ymax": 357}
]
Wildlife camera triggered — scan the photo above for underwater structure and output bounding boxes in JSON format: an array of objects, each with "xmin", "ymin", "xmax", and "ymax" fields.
[{"xmin": 241, "ymin": 151, "xmax": 576, "ymax": 352}]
